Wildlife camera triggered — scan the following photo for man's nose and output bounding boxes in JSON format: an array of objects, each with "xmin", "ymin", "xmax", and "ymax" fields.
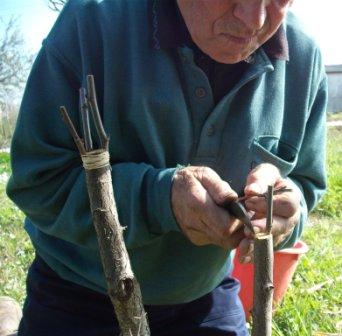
[{"xmin": 233, "ymin": 0, "xmax": 268, "ymax": 32}]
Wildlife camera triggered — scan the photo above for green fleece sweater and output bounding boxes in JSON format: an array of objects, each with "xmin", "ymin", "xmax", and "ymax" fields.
[{"xmin": 7, "ymin": 0, "xmax": 327, "ymax": 305}]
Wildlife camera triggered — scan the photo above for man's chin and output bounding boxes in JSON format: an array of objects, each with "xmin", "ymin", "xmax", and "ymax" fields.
[{"xmin": 208, "ymin": 52, "xmax": 253, "ymax": 64}]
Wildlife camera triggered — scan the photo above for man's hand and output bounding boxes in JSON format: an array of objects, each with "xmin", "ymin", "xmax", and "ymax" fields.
[
  {"xmin": 238, "ymin": 163, "xmax": 301, "ymax": 263},
  {"xmin": 171, "ymin": 166, "xmax": 245, "ymax": 249}
]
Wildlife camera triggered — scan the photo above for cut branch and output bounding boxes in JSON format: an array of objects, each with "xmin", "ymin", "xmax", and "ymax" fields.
[
  {"xmin": 86, "ymin": 75, "xmax": 109, "ymax": 150},
  {"xmin": 60, "ymin": 75, "xmax": 150, "ymax": 335},
  {"xmin": 79, "ymin": 88, "xmax": 93, "ymax": 151},
  {"xmin": 266, "ymin": 185, "xmax": 274, "ymax": 234},
  {"xmin": 60, "ymin": 106, "xmax": 86, "ymax": 155},
  {"xmin": 252, "ymin": 185, "xmax": 274, "ymax": 336},
  {"xmin": 84, "ymin": 156, "xmax": 149, "ymax": 335}
]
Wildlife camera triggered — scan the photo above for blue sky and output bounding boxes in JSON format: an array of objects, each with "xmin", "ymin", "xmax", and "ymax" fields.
[
  {"xmin": 0, "ymin": 0, "xmax": 342, "ymax": 65},
  {"xmin": 0, "ymin": 0, "xmax": 58, "ymax": 52}
]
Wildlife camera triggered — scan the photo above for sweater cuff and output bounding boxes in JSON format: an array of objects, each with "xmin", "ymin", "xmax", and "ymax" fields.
[{"xmin": 146, "ymin": 167, "xmax": 182, "ymax": 234}]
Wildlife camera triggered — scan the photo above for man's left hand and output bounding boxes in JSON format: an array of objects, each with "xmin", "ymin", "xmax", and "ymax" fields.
[{"xmin": 237, "ymin": 163, "xmax": 301, "ymax": 264}]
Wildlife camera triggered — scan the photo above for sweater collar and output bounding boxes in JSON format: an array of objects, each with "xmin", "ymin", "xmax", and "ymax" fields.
[{"xmin": 151, "ymin": 0, "xmax": 289, "ymax": 62}]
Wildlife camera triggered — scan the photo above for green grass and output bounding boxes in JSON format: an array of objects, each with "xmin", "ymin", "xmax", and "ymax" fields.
[
  {"xmin": 272, "ymin": 216, "xmax": 342, "ymax": 335},
  {"xmin": 0, "ymin": 152, "xmax": 10, "ymax": 174},
  {"xmin": 0, "ymin": 184, "xmax": 33, "ymax": 303},
  {"xmin": 0, "ymin": 129, "xmax": 341, "ymax": 334},
  {"xmin": 0, "ymin": 152, "xmax": 34, "ymax": 302},
  {"xmin": 313, "ymin": 128, "xmax": 342, "ymax": 218},
  {"xmin": 327, "ymin": 112, "xmax": 342, "ymax": 122}
]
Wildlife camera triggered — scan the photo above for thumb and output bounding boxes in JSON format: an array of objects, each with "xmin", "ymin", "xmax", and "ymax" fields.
[
  {"xmin": 196, "ymin": 167, "xmax": 237, "ymax": 205},
  {"xmin": 244, "ymin": 163, "xmax": 281, "ymax": 196}
]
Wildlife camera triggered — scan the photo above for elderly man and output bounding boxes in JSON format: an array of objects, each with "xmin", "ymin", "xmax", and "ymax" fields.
[{"xmin": 7, "ymin": 0, "xmax": 326, "ymax": 335}]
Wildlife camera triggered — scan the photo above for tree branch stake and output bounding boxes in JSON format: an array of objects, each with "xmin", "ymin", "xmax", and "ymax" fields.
[
  {"xmin": 60, "ymin": 75, "xmax": 150, "ymax": 336},
  {"xmin": 252, "ymin": 185, "xmax": 274, "ymax": 336}
]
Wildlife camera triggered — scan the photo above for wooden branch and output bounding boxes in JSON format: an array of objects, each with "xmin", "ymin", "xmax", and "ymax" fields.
[
  {"xmin": 266, "ymin": 185, "xmax": 274, "ymax": 234},
  {"xmin": 252, "ymin": 186, "xmax": 274, "ymax": 336},
  {"xmin": 252, "ymin": 233, "xmax": 274, "ymax": 336},
  {"xmin": 84, "ymin": 153, "xmax": 150, "ymax": 335},
  {"xmin": 79, "ymin": 88, "xmax": 93, "ymax": 151},
  {"xmin": 60, "ymin": 76, "xmax": 150, "ymax": 335},
  {"xmin": 60, "ymin": 106, "xmax": 86, "ymax": 155},
  {"xmin": 86, "ymin": 75, "xmax": 109, "ymax": 150}
]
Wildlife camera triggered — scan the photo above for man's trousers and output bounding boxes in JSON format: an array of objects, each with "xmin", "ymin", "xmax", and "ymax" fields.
[{"xmin": 18, "ymin": 255, "xmax": 248, "ymax": 336}]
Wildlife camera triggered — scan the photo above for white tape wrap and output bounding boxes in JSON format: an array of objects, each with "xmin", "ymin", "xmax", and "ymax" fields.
[{"xmin": 81, "ymin": 150, "xmax": 110, "ymax": 170}]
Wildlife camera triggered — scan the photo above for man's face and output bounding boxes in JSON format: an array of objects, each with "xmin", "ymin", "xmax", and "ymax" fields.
[{"xmin": 177, "ymin": 0, "xmax": 293, "ymax": 64}]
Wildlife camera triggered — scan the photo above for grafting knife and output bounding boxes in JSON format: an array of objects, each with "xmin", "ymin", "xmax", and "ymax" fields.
[{"xmin": 221, "ymin": 200, "xmax": 255, "ymax": 234}]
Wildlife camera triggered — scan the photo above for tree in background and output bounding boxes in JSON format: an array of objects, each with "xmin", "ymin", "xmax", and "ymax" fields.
[
  {"xmin": 0, "ymin": 17, "xmax": 33, "ymax": 147},
  {"xmin": 48, "ymin": 0, "xmax": 67, "ymax": 12}
]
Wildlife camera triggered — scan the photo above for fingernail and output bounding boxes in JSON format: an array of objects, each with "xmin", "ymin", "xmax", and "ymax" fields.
[{"xmin": 253, "ymin": 226, "xmax": 261, "ymax": 234}]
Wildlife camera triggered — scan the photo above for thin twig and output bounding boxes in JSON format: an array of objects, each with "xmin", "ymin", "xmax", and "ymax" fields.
[
  {"xmin": 237, "ymin": 186, "xmax": 292, "ymax": 202},
  {"xmin": 60, "ymin": 106, "xmax": 86, "ymax": 155},
  {"xmin": 79, "ymin": 88, "xmax": 93, "ymax": 151},
  {"xmin": 86, "ymin": 75, "xmax": 109, "ymax": 150},
  {"xmin": 266, "ymin": 185, "xmax": 274, "ymax": 234}
]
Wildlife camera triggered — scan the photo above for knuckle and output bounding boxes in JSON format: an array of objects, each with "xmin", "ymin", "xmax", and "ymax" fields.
[
  {"xmin": 202, "ymin": 166, "xmax": 213, "ymax": 174},
  {"xmin": 251, "ymin": 163, "xmax": 281, "ymax": 180},
  {"xmin": 189, "ymin": 191, "xmax": 205, "ymax": 209},
  {"xmin": 175, "ymin": 168, "xmax": 193, "ymax": 182},
  {"xmin": 200, "ymin": 166, "xmax": 214, "ymax": 179},
  {"xmin": 217, "ymin": 182, "xmax": 236, "ymax": 203}
]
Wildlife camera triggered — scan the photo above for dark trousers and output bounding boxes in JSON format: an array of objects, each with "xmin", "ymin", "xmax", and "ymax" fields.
[{"xmin": 18, "ymin": 255, "xmax": 248, "ymax": 336}]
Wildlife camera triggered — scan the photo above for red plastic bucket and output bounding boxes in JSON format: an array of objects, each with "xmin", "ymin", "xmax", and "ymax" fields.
[{"xmin": 232, "ymin": 240, "xmax": 308, "ymax": 320}]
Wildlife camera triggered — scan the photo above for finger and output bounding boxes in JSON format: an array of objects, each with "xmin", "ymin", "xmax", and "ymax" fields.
[
  {"xmin": 219, "ymin": 226, "xmax": 245, "ymax": 250},
  {"xmin": 196, "ymin": 167, "xmax": 238, "ymax": 205},
  {"xmin": 249, "ymin": 213, "xmax": 298, "ymax": 239},
  {"xmin": 244, "ymin": 163, "xmax": 281, "ymax": 196},
  {"xmin": 185, "ymin": 228, "xmax": 212, "ymax": 246},
  {"xmin": 180, "ymin": 170, "xmax": 243, "ymax": 247},
  {"xmin": 245, "ymin": 193, "xmax": 299, "ymax": 218},
  {"xmin": 251, "ymin": 211, "xmax": 265, "ymax": 220},
  {"xmin": 201, "ymin": 201, "xmax": 245, "ymax": 245},
  {"xmin": 238, "ymin": 238, "xmax": 254, "ymax": 263},
  {"xmin": 244, "ymin": 224, "xmax": 261, "ymax": 238}
]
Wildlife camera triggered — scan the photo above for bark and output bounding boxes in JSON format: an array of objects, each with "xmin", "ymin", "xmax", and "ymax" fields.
[
  {"xmin": 84, "ymin": 153, "xmax": 149, "ymax": 335},
  {"xmin": 252, "ymin": 233, "xmax": 274, "ymax": 336},
  {"xmin": 60, "ymin": 74, "xmax": 150, "ymax": 335},
  {"xmin": 252, "ymin": 185, "xmax": 274, "ymax": 336}
]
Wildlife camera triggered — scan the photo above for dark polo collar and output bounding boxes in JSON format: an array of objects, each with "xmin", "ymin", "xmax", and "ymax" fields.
[{"xmin": 151, "ymin": 0, "xmax": 289, "ymax": 61}]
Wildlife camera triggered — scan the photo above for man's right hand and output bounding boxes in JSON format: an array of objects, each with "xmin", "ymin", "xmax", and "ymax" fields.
[{"xmin": 171, "ymin": 166, "xmax": 245, "ymax": 249}]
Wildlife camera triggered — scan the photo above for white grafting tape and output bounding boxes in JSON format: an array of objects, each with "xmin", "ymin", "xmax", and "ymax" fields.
[{"xmin": 81, "ymin": 150, "xmax": 110, "ymax": 170}]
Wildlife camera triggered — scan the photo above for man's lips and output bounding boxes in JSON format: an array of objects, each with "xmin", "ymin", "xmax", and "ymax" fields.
[{"xmin": 221, "ymin": 33, "xmax": 254, "ymax": 44}]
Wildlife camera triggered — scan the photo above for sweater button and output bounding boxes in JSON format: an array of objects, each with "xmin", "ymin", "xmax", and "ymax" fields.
[
  {"xmin": 195, "ymin": 87, "xmax": 206, "ymax": 98},
  {"xmin": 206, "ymin": 125, "xmax": 215, "ymax": 136}
]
